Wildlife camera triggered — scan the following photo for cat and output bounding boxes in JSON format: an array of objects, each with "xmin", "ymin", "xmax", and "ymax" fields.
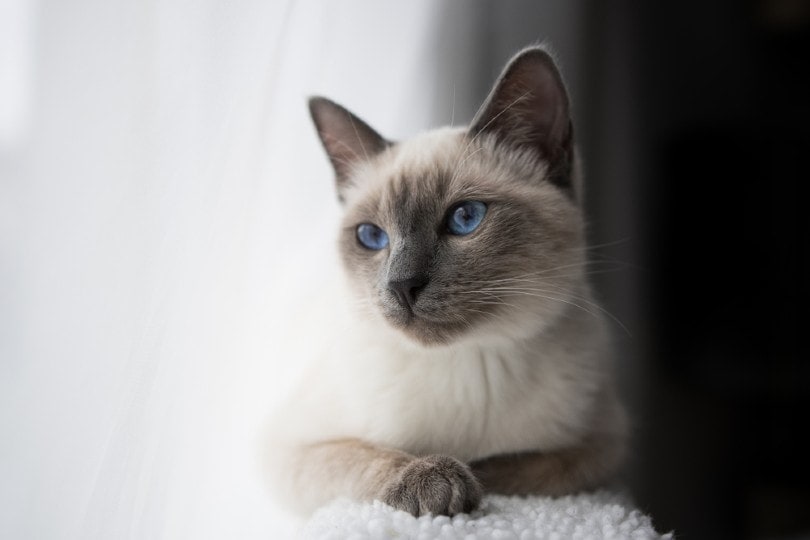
[{"xmin": 265, "ymin": 45, "xmax": 627, "ymax": 518}]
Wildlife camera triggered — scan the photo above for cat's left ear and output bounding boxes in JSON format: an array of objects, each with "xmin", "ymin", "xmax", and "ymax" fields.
[
  {"xmin": 309, "ymin": 97, "xmax": 390, "ymax": 202},
  {"xmin": 470, "ymin": 47, "xmax": 573, "ymax": 190}
]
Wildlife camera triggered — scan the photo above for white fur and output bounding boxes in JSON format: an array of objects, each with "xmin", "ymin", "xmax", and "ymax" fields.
[{"xmin": 266, "ymin": 258, "xmax": 610, "ymax": 492}]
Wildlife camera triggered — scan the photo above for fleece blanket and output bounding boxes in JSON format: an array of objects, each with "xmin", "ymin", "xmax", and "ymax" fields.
[{"xmin": 303, "ymin": 491, "xmax": 671, "ymax": 540}]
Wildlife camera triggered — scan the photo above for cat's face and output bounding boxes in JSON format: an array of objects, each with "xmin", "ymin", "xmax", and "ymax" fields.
[
  {"xmin": 338, "ymin": 130, "xmax": 584, "ymax": 346},
  {"xmin": 310, "ymin": 47, "xmax": 586, "ymax": 346}
]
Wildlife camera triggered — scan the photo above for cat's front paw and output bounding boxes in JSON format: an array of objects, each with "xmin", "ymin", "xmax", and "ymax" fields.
[{"xmin": 381, "ymin": 455, "xmax": 482, "ymax": 516}]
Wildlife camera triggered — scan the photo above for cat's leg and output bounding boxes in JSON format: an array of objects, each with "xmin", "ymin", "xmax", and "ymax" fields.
[
  {"xmin": 289, "ymin": 438, "xmax": 482, "ymax": 516},
  {"xmin": 468, "ymin": 430, "xmax": 625, "ymax": 496}
]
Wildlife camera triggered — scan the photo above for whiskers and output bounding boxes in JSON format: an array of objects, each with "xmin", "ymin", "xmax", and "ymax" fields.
[
  {"xmin": 468, "ymin": 258, "xmax": 629, "ymax": 284},
  {"xmin": 351, "ymin": 258, "xmax": 632, "ymax": 339},
  {"xmin": 458, "ymin": 263, "xmax": 632, "ymax": 337}
]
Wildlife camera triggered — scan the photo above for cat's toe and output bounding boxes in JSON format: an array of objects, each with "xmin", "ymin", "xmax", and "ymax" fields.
[{"xmin": 382, "ymin": 455, "xmax": 482, "ymax": 517}]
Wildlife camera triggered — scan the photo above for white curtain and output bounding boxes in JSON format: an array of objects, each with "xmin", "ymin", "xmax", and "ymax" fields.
[{"xmin": 0, "ymin": 1, "xmax": 586, "ymax": 538}]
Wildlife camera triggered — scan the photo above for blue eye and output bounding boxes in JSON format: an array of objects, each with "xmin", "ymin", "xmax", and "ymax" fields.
[
  {"xmin": 447, "ymin": 201, "xmax": 487, "ymax": 235},
  {"xmin": 356, "ymin": 223, "xmax": 389, "ymax": 250}
]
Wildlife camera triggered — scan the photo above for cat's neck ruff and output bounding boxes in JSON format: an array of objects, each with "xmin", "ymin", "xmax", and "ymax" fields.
[{"xmin": 322, "ymin": 293, "xmax": 607, "ymax": 460}]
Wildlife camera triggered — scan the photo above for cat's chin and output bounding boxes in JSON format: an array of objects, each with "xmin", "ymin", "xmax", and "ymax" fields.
[
  {"xmin": 390, "ymin": 315, "xmax": 542, "ymax": 350},
  {"xmin": 382, "ymin": 312, "xmax": 467, "ymax": 348},
  {"xmin": 380, "ymin": 301, "xmax": 539, "ymax": 349}
]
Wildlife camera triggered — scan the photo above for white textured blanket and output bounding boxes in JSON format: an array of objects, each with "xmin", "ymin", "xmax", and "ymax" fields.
[{"xmin": 303, "ymin": 491, "xmax": 671, "ymax": 540}]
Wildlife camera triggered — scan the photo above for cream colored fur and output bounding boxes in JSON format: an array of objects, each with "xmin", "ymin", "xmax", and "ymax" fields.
[{"xmin": 265, "ymin": 46, "xmax": 626, "ymax": 518}]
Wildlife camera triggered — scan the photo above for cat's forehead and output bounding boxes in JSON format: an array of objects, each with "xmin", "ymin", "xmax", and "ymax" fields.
[
  {"xmin": 386, "ymin": 127, "xmax": 469, "ymax": 174},
  {"xmin": 357, "ymin": 128, "xmax": 467, "ymax": 194},
  {"xmin": 340, "ymin": 128, "xmax": 459, "ymax": 218},
  {"xmin": 344, "ymin": 128, "xmax": 526, "ymax": 215}
]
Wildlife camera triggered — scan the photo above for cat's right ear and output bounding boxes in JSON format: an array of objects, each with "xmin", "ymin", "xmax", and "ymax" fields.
[
  {"xmin": 308, "ymin": 97, "xmax": 389, "ymax": 202},
  {"xmin": 469, "ymin": 47, "xmax": 574, "ymax": 191}
]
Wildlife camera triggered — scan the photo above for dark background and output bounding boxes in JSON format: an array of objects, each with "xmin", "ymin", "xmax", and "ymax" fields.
[
  {"xmin": 440, "ymin": 1, "xmax": 810, "ymax": 538},
  {"xmin": 636, "ymin": 3, "xmax": 806, "ymax": 539},
  {"xmin": 591, "ymin": 2, "xmax": 810, "ymax": 538}
]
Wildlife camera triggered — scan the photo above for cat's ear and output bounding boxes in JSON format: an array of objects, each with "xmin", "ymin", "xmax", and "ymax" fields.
[
  {"xmin": 309, "ymin": 97, "xmax": 390, "ymax": 201},
  {"xmin": 470, "ymin": 47, "xmax": 573, "ymax": 189}
]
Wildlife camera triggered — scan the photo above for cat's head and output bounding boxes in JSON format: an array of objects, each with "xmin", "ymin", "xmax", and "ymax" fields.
[{"xmin": 309, "ymin": 47, "xmax": 587, "ymax": 347}]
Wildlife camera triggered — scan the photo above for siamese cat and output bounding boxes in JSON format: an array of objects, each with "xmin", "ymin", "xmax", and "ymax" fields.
[{"xmin": 266, "ymin": 46, "xmax": 627, "ymax": 518}]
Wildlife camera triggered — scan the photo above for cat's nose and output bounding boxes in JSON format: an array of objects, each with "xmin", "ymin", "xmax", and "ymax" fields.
[{"xmin": 388, "ymin": 276, "xmax": 428, "ymax": 310}]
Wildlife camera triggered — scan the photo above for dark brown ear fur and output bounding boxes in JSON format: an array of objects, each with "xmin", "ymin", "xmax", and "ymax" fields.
[
  {"xmin": 308, "ymin": 97, "xmax": 390, "ymax": 202},
  {"xmin": 469, "ymin": 47, "xmax": 574, "ymax": 190}
]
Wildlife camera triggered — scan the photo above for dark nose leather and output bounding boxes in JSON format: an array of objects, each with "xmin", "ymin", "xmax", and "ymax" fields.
[{"xmin": 388, "ymin": 276, "xmax": 428, "ymax": 310}]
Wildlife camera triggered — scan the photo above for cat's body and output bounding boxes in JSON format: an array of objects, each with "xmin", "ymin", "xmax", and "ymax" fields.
[{"xmin": 266, "ymin": 47, "xmax": 627, "ymax": 517}]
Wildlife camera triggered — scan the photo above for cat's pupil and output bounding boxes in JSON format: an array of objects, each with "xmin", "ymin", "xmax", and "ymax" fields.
[
  {"xmin": 456, "ymin": 207, "xmax": 473, "ymax": 224},
  {"xmin": 447, "ymin": 201, "xmax": 487, "ymax": 236}
]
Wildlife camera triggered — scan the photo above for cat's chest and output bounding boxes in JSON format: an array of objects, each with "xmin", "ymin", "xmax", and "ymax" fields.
[{"xmin": 349, "ymin": 342, "xmax": 577, "ymax": 461}]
